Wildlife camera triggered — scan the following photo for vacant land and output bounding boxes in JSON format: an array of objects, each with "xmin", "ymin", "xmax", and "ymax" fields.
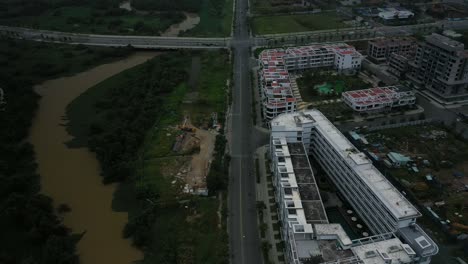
[
  {"xmin": 354, "ymin": 124, "xmax": 468, "ymax": 261},
  {"xmin": 251, "ymin": 0, "xmax": 310, "ymax": 15},
  {"xmin": 362, "ymin": 125, "xmax": 468, "ymax": 247},
  {"xmin": 180, "ymin": 0, "xmax": 233, "ymax": 37},
  {"xmin": 132, "ymin": 0, "xmax": 233, "ymax": 37},
  {"xmin": 0, "ymin": 1, "xmax": 185, "ymax": 35},
  {"xmin": 252, "ymin": 12, "xmax": 347, "ymax": 35},
  {"xmin": 313, "ymin": 103, "xmax": 355, "ymax": 122},
  {"xmin": 66, "ymin": 50, "xmax": 231, "ymax": 263},
  {"xmin": 1, "ymin": 0, "xmax": 232, "ymax": 37}
]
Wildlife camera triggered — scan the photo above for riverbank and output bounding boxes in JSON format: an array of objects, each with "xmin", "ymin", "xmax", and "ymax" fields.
[
  {"xmin": 30, "ymin": 52, "xmax": 158, "ymax": 264},
  {"xmin": 0, "ymin": 38, "xmax": 134, "ymax": 264},
  {"xmin": 66, "ymin": 50, "xmax": 231, "ymax": 263}
]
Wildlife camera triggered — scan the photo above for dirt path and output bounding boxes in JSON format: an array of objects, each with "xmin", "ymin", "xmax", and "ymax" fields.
[{"xmin": 186, "ymin": 128, "xmax": 216, "ymax": 190}]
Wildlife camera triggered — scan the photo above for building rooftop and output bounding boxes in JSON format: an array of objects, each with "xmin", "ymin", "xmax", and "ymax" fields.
[
  {"xmin": 288, "ymin": 142, "xmax": 328, "ymax": 224},
  {"xmin": 369, "ymin": 37, "xmax": 415, "ymax": 48},
  {"xmin": 425, "ymin": 33, "xmax": 465, "ymax": 51},
  {"xmin": 272, "ymin": 110, "xmax": 420, "ymax": 220},
  {"xmin": 315, "ymin": 224, "xmax": 353, "ymax": 247},
  {"xmin": 342, "ymin": 85, "xmax": 414, "ymax": 106},
  {"xmin": 378, "ymin": 7, "xmax": 414, "ymax": 20},
  {"xmin": 352, "ymin": 238, "xmax": 414, "ymax": 264},
  {"xmin": 398, "ymin": 225, "xmax": 439, "ymax": 257},
  {"xmin": 284, "ymin": 44, "xmax": 362, "ymax": 59}
]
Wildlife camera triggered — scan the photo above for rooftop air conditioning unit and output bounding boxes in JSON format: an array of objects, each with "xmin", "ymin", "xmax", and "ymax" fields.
[{"xmin": 365, "ymin": 250, "xmax": 377, "ymax": 258}]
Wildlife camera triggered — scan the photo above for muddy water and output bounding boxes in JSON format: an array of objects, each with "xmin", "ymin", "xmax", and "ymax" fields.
[
  {"xmin": 119, "ymin": 1, "xmax": 199, "ymax": 36},
  {"xmin": 162, "ymin": 12, "xmax": 200, "ymax": 37},
  {"xmin": 29, "ymin": 52, "xmax": 158, "ymax": 264}
]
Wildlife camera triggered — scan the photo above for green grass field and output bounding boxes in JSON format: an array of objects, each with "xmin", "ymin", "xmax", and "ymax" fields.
[
  {"xmin": 182, "ymin": 0, "xmax": 233, "ymax": 37},
  {"xmin": 0, "ymin": 6, "xmax": 184, "ymax": 35},
  {"xmin": 252, "ymin": 12, "xmax": 347, "ymax": 35}
]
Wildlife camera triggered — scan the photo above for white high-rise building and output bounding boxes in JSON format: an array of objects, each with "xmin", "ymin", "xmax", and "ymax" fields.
[{"xmin": 270, "ymin": 110, "xmax": 438, "ymax": 264}]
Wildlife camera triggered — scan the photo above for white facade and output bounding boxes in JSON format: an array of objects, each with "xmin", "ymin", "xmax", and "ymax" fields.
[
  {"xmin": 258, "ymin": 45, "xmax": 363, "ymax": 121},
  {"xmin": 334, "ymin": 48, "xmax": 363, "ymax": 72},
  {"xmin": 259, "ymin": 49, "xmax": 297, "ymax": 121},
  {"xmin": 378, "ymin": 9, "xmax": 414, "ymax": 20},
  {"xmin": 283, "ymin": 44, "xmax": 362, "ymax": 75},
  {"xmin": 342, "ymin": 85, "xmax": 416, "ymax": 112},
  {"xmin": 270, "ymin": 110, "xmax": 439, "ymax": 264}
]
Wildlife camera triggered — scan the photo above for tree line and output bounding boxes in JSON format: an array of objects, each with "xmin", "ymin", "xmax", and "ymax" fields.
[
  {"xmin": 132, "ymin": 0, "xmax": 203, "ymax": 13},
  {"xmin": 0, "ymin": 37, "xmax": 131, "ymax": 264},
  {"xmin": 86, "ymin": 54, "xmax": 188, "ymax": 183},
  {"xmin": 0, "ymin": 0, "xmax": 122, "ymax": 18}
]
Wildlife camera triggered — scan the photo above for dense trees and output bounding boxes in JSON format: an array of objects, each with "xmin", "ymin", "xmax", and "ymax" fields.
[
  {"xmin": 206, "ymin": 133, "xmax": 230, "ymax": 195},
  {"xmin": 0, "ymin": 0, "xmax": 122, "ymax": 18},
  {"xmin": 132, "ymin": 0, "xmax": 203, "ymax": 12},
  {"xmin": 85, "ymin": 54, "xmax": 187, "ymax": 183},
  {"xmin": 0, "ymin": 38, "xmax": 130, "ymax": 264},
  {"xmin": 0, "ymin": 0, "xmax": 185, "ymax": 36}
]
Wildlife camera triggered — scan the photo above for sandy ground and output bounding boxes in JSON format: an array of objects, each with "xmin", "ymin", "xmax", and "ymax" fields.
[{"xmin": 185, "ymin": 128, "xmax": 216, "ymax": 190}]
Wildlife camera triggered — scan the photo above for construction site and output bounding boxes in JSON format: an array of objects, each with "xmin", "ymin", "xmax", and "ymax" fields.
[
  {"xmin": 349, "ymin": 124, "xmax": 468, "ymax": 240},
  {"xmin": 164, "ymin": 114, "xmax": 219, "ymax": 196}
]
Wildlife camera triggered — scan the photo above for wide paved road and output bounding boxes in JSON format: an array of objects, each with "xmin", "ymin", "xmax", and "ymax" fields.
[
  {"xmin": 228, "ymin": 0, "xmax": 263, "ymax": 262},
  {"xmin": 0, "ymin": 25, "xmax": 229, "ymax": 49}
]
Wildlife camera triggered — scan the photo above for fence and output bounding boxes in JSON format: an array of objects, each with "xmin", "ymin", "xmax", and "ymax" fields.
[{"xmin": 366, "ymin": 118, "xmax": 432, "ymax": 131}]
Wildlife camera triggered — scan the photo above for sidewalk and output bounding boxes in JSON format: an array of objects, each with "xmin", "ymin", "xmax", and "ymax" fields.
[
  {"xmin": 252, "ymin": 66, "xmax": 264, "ymax": 126},
  {"xmin": 255, "ymin": 146, "xmax": 285, "ymax": 264}
]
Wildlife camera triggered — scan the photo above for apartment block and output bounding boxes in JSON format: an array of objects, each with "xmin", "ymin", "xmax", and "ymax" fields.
[
  {"xmin": 270, "ymin": 110, "xmax": 438, "ymax": 264},
  {"xmin": 407, "ymin": 33, "xmax": 468, "ymax": 102},
  {"xmin": 258, "ymin": 49, "xmax": 297, "ymax": 121},
  {"xmin": 388, "ymin": 52, "xmax": 410, "ymax": 78},
  {"xmin": 342, "ymin": 85, "xmax": 416, "ymax": 113},
  {"xmin": 367, "ymin": 37, "xmax": 416, "ymax": 63},
  {"xmin": 258, "ymin": 44, "xmax": 362, "ymax": 121},
  {"xmin": 283, "ymin": 44, "xmax": 362, "ymax": 74}
]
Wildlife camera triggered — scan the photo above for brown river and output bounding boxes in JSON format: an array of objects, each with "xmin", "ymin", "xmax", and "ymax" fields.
[{"xmin": 29, "ymin": 52, "xmax": 158, "ymax": 264}]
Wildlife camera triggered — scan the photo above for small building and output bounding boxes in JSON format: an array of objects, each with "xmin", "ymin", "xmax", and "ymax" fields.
[
  {"xmin": 425, "ymin": 174, "xmax": 433, "ymax": 182},
  {"xmin": 387, "ymin": 152, "xmax": 412, "ymax": 167},
  {"xmin": 378, "ymin": 7, "xmax": 414, "ymax": 24}
]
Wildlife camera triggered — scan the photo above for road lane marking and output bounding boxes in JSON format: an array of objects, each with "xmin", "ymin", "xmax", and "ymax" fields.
[
  {"xmin": 239, "ymin": 158, "xmax": 245, "ymax": 264},
  {"xmin": 238, "ymin": 53, "xmax": 243, "ymax": 117}
]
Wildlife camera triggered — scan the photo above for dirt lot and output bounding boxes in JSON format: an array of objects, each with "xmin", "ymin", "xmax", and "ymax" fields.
[
  {"xmin": 185, "ymin": 128, "xmax": 216, "ymax": 191},
  {"xmin": 171, "ymin": 117, "xmax": 217, "ymax": 194}
]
